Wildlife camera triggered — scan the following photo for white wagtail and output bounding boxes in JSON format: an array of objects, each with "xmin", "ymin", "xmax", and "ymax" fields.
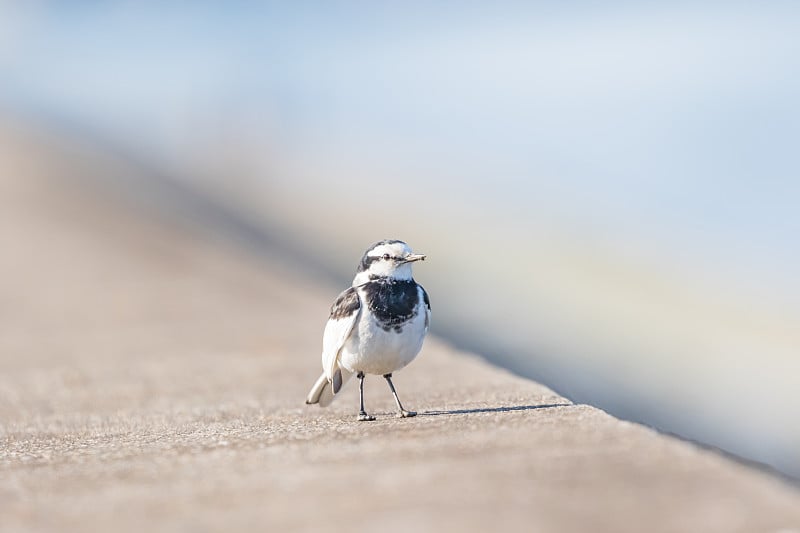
[{"xmin": 305, "ymin": 240, "xmax": 430, "ymax": 421}]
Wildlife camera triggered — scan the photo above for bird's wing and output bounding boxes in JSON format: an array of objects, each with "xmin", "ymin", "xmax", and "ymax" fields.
[
  {"xmin": 418, "ymin": 284, "xmax": 431, "ymax": 334},
  {"xmin": 322, "ymin": 286, "xmax": 362, "ymax": 384}
]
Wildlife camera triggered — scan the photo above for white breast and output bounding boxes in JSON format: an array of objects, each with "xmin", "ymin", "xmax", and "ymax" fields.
[{"xmin": 338, "ymin": 288, "xmax": 429, "ymax": 376}]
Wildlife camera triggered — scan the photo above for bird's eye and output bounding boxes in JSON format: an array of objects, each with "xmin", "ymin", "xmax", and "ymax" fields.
[{"xmin": 383, "ymin": 253, "xmax": 391, "ymax": 260}]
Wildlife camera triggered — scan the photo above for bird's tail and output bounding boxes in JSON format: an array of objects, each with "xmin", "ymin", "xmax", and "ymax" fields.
[{"xmin": 305, "ymin": 367, "xmax": 352, "ymax": 407}]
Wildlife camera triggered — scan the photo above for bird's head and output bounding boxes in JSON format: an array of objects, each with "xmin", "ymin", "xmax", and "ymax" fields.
[{"xmin": 353, "ymin": 239, "xmax": 426, "ymax": 285}]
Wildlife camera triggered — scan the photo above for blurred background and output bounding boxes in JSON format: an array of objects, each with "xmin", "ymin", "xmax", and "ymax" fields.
[{"xmin": 1, "ymin": 3, "xmax": 799, "ymax": 478}]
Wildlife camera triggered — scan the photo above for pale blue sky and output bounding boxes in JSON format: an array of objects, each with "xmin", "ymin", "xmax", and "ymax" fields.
[{"xmin": 2, "ymin": 2, "xmax": 799, "ymax": 288}]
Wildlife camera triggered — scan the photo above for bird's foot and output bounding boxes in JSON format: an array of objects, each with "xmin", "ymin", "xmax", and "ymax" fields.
[
  {"xmin": 358, "ymin": 412, "xmax": 376, "ymax": 422},
  {"xmin": 397, "ymin": 410, "xmax": 417, "ymax": 418}
]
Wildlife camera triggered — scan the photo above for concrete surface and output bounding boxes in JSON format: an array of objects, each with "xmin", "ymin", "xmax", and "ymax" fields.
[{"xmin": 2, "ymin": 124, "xmax": 800, "ymax": 532}]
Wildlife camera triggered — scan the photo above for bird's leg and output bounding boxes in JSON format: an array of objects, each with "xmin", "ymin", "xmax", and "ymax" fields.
[
  {"xmin": 383, "ymin": 373, "xmax": 416, "ymax": 418},
  {"xmin": 357, "ymin": 371, "xmax": 375, "ymax": 421}
]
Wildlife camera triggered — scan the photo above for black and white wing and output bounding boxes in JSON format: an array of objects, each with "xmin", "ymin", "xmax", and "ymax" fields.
[
  {"xmin": 322, "ymin": 286, "xmax": 361, "ymax": 391},
  {"xmin": 419, "ymin": 284, "xmax": 431, "ymax": 333}
]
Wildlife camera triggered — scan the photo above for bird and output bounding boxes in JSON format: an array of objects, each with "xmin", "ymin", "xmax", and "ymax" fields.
[{"xmin": 305, "ymin": 239, "xmax": 430, "ymax": 421}]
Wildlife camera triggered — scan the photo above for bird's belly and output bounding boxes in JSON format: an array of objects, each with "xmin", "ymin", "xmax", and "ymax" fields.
[{"xmin": 340, "ymin": 311, "xmax": 427, "ymax": 376}]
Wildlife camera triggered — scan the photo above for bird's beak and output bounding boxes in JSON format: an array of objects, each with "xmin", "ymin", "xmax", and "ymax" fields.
[{"xmin": 403, "ymin": 253, "xmax": 426, "ymax": 263}]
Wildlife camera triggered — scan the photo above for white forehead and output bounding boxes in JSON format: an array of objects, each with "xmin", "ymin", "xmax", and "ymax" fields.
[{"xmin": 367, "ymin": 241, "xmax": 412, "ymax": 257}]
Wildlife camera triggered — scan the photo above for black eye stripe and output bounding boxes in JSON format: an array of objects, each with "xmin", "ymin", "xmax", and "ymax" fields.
[
  {"xmin": 358, "ymin": 255, "xmax": 379, "ymax": 271},
  {"xmin": 357, "ymin": 252, "xmax": 405, "ymax": 271}
]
